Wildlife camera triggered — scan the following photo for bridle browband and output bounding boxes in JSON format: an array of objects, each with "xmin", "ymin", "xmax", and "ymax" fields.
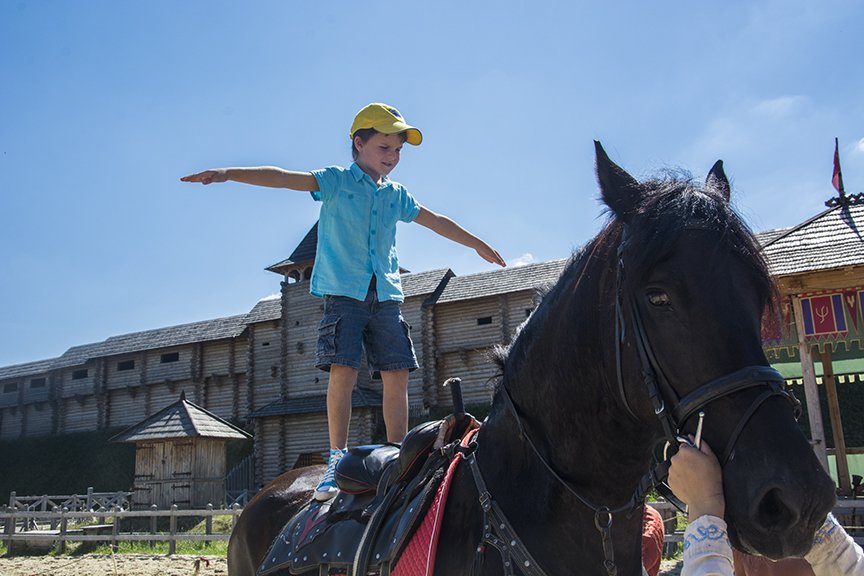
[{"xmin": 467, "ymin": 222, "xmax": 801, "ymax": 576}]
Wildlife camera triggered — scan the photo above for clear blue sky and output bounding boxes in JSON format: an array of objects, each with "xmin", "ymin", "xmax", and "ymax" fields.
[{"xmin": 2, "ymin": 0, "xmax": 862, "ymax": 367}]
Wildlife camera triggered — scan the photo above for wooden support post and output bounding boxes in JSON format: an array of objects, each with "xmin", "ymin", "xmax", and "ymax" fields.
[
  {"xmin": 111, "ymin": 506, "xmax": 119, "ymax": 553},
  {"xmin": 205, "ymin": 503, "xmax": 213, "ymax": 548},
  {"xmin": 169, "ymin": 504, "xmax": 177, "ymax": 556},
  {"xmin": 231, "ymin": 503, "xmax": 241, "ymax": 530},
  {"xmin": 792, "ymin": 296, "xmax": 830, "ymax": 472},
  {"xmin": 58, "ymin": 507, "xmax": 68, "ymax": 554},
  {"xmin": 150, "ymin": 504, "xmax": 158, "ymax": 549},
  {"xmin": 820, "ymin": 349, "xmax": 852, "ymax": 495},
  {"xmin": 4, "ymin": 506, "xmax": 16, "ymax": 555}
]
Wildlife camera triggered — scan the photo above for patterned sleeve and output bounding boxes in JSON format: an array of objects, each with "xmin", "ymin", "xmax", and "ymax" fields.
[
  {"xmin": 681, "ymin": 515, "xmax": 734, "ymax": 576},
  {"xmin": 805, "ymin": 513, "xmax": 864, "ymax": 576}
]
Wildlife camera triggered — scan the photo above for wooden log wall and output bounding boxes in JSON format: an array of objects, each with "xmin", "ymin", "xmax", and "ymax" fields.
[
  {"xmin": 249, "ymin": 322, "xmax": 283, "ymax": 411},
  {"xmin": 283, "ymin": 283, "xmax": 328, "ymax": 398},
  {"xmin": 255, "ymin": 410, "xmax": 377, "ymax": 486}
]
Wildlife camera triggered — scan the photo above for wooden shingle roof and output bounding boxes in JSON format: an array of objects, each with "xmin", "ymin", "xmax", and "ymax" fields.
[
  {"xmin": 760, "ymin": 203, "xmax": 864, "ymax": 277},
  {"xmin": 246, "ymin": 297, "xmax": 282, "ymax": 324},
  {"xmin": 402, "ymin": 268, "xmax": 453, "ymax": 299},
  {"xmin": 54, "ymin": 314, "xmax": 249, "ymax": 368},
  {"xmin": 436, "ymin": 259, "xmax": 569, "ymax": 304},
  {"xmin": 250, "ymin": 387, "xmax": 383, "ymax": 418},
  {"xmin": 267, "ymin": 221, "xmax": 319, "ymax": 274},
  {"xmin": 0, "ymin": 358, "xmax": 56, "ymax": 381},
  {"xmin": 110, "ymin": 391, "xmax": 251, "ymax": 443}
]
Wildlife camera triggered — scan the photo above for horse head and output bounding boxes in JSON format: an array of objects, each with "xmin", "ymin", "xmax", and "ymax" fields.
[{"xmin": 594, "ymin": 141, "xmax": 836, "ymax": 558}]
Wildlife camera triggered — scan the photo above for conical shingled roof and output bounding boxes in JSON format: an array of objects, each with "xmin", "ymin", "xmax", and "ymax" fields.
[
  {"xmin": 267, "ymin": 221, "xmax": 319, "ymax": 274},
  {"xmin": 110, "ymin": 391, "xmax": 251, "ymax": 443}
]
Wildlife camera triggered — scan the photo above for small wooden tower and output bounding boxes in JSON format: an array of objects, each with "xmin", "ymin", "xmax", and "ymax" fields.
[{"xmin": 111, "ymin": 391, "xmax": 252, "ymax": 509}]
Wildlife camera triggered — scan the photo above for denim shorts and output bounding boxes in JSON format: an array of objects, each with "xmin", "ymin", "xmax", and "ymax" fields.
[{"xmin": 315, "ymin": 287, "xmax": 418, "ymax": 379}]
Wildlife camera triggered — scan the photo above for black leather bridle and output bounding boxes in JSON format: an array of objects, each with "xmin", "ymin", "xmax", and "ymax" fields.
[
  {"xmin": 614, "ymin": 225, "xmax": 801, "ymax": 467},
  {"xmin": 467, "ymin": 224, "xmax": 802, "ymax": 576}
]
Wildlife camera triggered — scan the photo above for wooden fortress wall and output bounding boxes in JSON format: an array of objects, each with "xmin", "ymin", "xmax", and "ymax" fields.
[{"xmin": 0, "ymin": 272, "xmax": 546, "ymax": 487}]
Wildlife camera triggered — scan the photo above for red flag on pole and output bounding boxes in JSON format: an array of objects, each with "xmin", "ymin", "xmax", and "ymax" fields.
[{"xmin": 832, "ymin": 137, "xmax": 845, "ymax": 194}]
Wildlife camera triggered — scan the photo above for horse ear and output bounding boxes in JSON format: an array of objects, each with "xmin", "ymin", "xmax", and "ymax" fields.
[
  {"xmin": 595, "ymin": 141, "xmax": 641, "ymax": 222},
  {"xmin": 706, "ymin": 160, "xmax": 730, "ymax": 202}
]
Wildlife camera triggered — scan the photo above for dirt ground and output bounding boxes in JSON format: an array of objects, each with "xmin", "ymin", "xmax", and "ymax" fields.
[
  {"xmin": 0, "ymin": 554, "xmax": 682, "ymax": 575},
  {"xmin": 0, "ymin": 553, "xmax": 227, "ymax": 576}
]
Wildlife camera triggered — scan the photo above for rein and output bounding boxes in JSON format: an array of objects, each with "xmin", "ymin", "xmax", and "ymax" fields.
[{"xmin": 465, "ymin": 224, "xmax": 801, "ymax": 576}]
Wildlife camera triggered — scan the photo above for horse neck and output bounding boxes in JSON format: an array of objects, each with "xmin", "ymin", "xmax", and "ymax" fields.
[{"xmin": 476, "ymin": 238, "xmax": 655, "ymax": 516}]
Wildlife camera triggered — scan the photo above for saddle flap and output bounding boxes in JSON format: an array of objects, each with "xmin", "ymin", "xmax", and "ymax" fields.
[{"xmin": 335, "ymin": 444, "xmax": 400, "ymax": 494}]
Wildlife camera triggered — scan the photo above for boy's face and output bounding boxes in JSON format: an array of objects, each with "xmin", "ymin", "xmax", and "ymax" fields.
[{"xmin": 354, "ymin": 132, "xmax": 404, "ymax": 182}]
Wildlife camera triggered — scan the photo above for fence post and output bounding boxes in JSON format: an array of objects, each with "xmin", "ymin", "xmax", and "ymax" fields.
[
  {"xmin": 231, "ymin": 502, "xmax": 241, "ymax": 530},
  {"xmin": 58, "ymin": 507, "xmax": 69, "ymax": 554},
  {"xmin": 8, "ymin": 491, "xmax": 15, "ymax": 509},
  {"xmin": 86, "ymin": 487, "xmax": 93, "ymax": 512},
  {"xmin": 4, "ymin": 506, "xmax": 16, "ymax": 555},
  {"xmin": 51, "ymin": 505, "xmax": 60, "ymax": 530},
  {"xmin": 150, "ymin": 504, "xmax": 158, "ymax": 549},
  {"xmin": 168, "ymin": 504, "xmax": 178, "ymax": 556},
  {"xmin": 111, "ymin": 506, "xmax": 119, "ymax": 553},
  {"xmin": 205, "ymin": 503, "xmax": 213, "ymax": 548}
]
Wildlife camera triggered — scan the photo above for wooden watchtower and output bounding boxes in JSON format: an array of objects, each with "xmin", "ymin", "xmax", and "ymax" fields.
[{"xmin": 111, "ymin": 391, "xmax": 251, "ymax": 509}]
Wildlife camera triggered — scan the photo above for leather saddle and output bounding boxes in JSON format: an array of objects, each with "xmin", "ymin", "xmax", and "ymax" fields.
[{"xmin": 258, "ymin": 419, "xmax": 456, "ymax": 576}]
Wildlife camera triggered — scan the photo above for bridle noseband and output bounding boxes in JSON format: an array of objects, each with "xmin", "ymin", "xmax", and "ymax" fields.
[{"xmin": 467, "ymin": 224, "xmax": 801, "ymax": 576}]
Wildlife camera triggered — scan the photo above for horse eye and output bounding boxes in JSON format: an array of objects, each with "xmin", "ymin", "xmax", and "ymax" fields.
[{"xmin": 646, "ymin": 290, "xmax": 671, "ymax": 307}]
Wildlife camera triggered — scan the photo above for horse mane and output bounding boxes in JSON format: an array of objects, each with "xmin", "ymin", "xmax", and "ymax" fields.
[{"xmin": 493, "ymin": 169, "xmax": 775, "ymax": 391}]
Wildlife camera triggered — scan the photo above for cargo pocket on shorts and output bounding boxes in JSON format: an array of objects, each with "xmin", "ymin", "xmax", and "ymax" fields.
[{"xmin": 317, "ymin": 316, "xmax": 340, "ymax": 358}]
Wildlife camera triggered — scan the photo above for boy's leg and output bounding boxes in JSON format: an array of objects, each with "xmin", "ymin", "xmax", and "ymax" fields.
[
  {"xmin": 327, "ymin": 364, "xmax": 359, "ymax": 449},
  {"xmin": 380, "ymin": 369, "xmax": 409, "ymax": 443}
]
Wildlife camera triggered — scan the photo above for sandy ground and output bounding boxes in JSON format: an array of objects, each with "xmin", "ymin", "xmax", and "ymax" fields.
[
  {"xmin": 0, "ymin": 554, "xmax": 228, "ymax": 576},
  {"xmin": 0, "ymin": 554, "xmax": 681, "ymax": 575}
]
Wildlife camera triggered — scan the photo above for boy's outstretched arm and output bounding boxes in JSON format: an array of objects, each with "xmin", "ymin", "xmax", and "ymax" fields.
[
  {"xmin": 413, "ymin": 207, "xmax": 506, "ymax": 267},
  {"xmin": 181, "ymin": 167, "xmax": 319, "ymax": 191}
]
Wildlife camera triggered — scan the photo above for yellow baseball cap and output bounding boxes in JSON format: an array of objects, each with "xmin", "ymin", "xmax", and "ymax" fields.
[{"xmin": 349, "ymin": 103, "xmax": 422, "ymax": 146}]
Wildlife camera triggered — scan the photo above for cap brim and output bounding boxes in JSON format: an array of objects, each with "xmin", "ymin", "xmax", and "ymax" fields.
[{"xmin": 376, "ymin": 122, "xmax": 423, "ymax": 146}]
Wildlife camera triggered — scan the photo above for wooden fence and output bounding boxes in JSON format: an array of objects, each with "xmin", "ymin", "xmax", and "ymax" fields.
[
  {"xmin": 2, "ymin": 499, "xmax": 861, "ymax": 557},
  {"xmin": 1, "ymin": 503, "xmax": 242, "ymax": 555},
  {"xmin": 8, "ymin": 487, "xmax": 132, "ymax": 512}
]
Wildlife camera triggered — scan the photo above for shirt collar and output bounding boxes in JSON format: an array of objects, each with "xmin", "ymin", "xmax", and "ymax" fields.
[{"xmin": 349, "ymin": 162, "xmax": 390, "ymax": 187}]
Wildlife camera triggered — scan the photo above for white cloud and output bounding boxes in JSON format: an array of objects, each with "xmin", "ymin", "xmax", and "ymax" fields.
[
  {"xmin": 258, "ymin": 293, "xmax": 281, "ymax": 302},
  {"xmin": 750, "ymin": 95, "xmax": 806, "ymax": 119},
  {"xmin": 854, "ymin": 138, "xmax": 864, "ymax": 155},
  {"xmin": 509, "ymin": 253, "xmax": 536, "ymax": 267}
]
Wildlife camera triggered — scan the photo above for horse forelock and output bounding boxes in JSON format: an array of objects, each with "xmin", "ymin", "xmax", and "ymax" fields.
[{"xmin": 619, "ymin": 173, "xmax": 774, "ymax": 308}]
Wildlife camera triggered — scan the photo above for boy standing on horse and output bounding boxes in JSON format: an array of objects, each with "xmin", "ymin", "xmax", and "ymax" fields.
[{"xmin": 182, "ymin": 103, "xmax": 506, "ymax": 500}]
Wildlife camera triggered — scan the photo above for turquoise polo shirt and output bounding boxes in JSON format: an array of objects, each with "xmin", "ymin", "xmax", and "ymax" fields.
[{"xmin": 309, "ymin": 163, "xmax": 422, "ymax": 302}]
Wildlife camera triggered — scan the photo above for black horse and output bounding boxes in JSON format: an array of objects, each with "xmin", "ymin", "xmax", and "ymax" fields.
[{"xmin": 229, "ymin": 142, "xmax": 836, "ymax": 575}]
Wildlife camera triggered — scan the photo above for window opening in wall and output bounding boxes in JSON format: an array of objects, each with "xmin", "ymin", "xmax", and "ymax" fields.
[
  {"xmin": 3, "ymin": 382, "xmax": 18, "ymax": 394},
  {"xmin": 477, "ymin": 316, "xmax": 493, "ymax": 326},
  {"xmin": 262, "ymin": 342, "xmax": 270, "ymax": 347},
  {"xmin": 30, "ymin": 377, "xmax": 46, "ymax": 388},
  {"xmin": 72, "ymin": 369, "xmax": 88, "ymax": 380},
  {"xmin": 160, "ymin": 352, "xmax": 180, "ymax": 363},
  {"xmin": 117, "ymin": 360, "xmax": 135, "ymax": 371}
]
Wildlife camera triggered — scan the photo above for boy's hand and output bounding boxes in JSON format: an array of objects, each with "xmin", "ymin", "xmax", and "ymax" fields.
[
  {"xmin": 180, "ymin": 169, "xmax": 228, "ymax": 185},
  {"xmin": 476, "ymin": 243, "xmax": 506, "ymax": 267}
]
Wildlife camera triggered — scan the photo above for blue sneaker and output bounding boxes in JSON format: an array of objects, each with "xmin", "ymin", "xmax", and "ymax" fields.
[{"xmin": 314, "ymin": 448, "xmax": 346, "ymax": 501}]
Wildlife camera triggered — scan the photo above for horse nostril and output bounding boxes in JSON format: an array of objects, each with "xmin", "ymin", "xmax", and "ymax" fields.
[{"xmin": 752, "ymin": 486, "xmax": 799, "ymax": 533}]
